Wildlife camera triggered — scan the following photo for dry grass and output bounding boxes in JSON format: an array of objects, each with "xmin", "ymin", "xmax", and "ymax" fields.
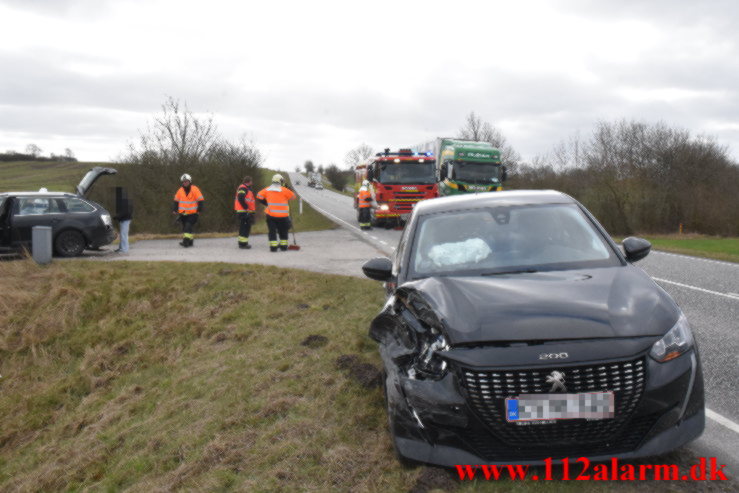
[{"xmin": 1, "ymin": 260, "xmax": 732, "ymax": 492}]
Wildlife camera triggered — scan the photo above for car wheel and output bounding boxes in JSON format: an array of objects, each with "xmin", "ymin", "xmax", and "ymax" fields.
[
  {"xmin": 383, "ymin": 370, "xmax": 418, "ymax": 469},
  {"xmin": 54, "ymin": 230, "xmax": 86, "ymax": 257}
]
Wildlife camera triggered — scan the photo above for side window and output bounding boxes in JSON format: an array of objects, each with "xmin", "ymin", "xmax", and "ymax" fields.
[
  {"xmin": 17, "ymin": 198, "xmax": 50, "ymax": 216},
  {"xmin": 63, "ymin": 198, "xmax": 95, "ymax": 213},
  {"xmin": 49, "ymin": 198, "xmax": 64, "ymax": 213}
]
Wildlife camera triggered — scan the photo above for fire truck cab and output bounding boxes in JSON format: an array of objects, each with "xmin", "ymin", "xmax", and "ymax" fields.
[{"xmin": 355, "ymin": 148, "xmax": 438, "ymax": 227}]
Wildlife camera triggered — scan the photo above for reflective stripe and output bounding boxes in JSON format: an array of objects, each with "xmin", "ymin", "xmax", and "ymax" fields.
[
  {"xmin": 269, "ymin": 241, "xmax": 278, "ymax": 246},
  {"xmin": 238, "ymin": 236, "xmax": 249, "ymax": 242},
  {"xmin": 183, "ymin": 233, "xmax": 194, "ymax": 239},
  {"xmin": 279, "ymin": 240, "xmax": 288, "ymax": 245}
]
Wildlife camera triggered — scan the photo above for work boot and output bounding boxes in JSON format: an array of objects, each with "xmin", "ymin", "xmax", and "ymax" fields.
[
  {"xmin": 179, "ymin": 239, "xmax": 187, "ymax": 247},
  {"xmin": 270, "ymin": 247, "xmax": 278, "ymax": 252},
  {"xmin": 239, "ymin": 243, "xmax": 251, "ymax": 249}
]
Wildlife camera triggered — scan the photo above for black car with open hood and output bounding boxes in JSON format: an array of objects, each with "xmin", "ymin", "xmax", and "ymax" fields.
[{"xmin": 362, "ymin": 190, "xmax": 704, "ymax": 466}]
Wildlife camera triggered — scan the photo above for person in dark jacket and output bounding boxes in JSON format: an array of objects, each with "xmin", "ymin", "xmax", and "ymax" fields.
[{"xmin": 114, "ymin": 186, "xmax": 134, "ymax": 253}]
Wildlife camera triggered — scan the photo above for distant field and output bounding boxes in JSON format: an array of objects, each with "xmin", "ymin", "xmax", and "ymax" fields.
[
  {"xmin": 0, "ymin": 161, "xmax": 100, "ymax": 193},
  {"xmin": 615, "ymin": 234, "xmax": 739, "ymax": 263}
]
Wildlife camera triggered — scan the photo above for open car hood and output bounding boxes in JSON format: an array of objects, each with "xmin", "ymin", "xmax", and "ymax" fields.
[
  {"xmin": 76, "ymin": 167, "xmax": 117, "ymax": 197},
  {"xmin": 400, "ymin": 267, "xmax": 679, "ymax": 346}
]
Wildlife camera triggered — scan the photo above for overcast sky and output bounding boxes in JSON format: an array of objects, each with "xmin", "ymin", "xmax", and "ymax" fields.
[{"xmin": 1, "ymin": 0, "xmax": 737, "ymax": 170}]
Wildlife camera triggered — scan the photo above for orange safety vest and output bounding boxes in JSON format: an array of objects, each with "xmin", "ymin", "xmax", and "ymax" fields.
[
  {"xmin": 174, "ymin": 185, "xmax": 204, "ymax": 214},
  {"xmin": 234, "ymin": 184, "xmax": 256, "ymax": 212},
  {"xmin": 358, "ymin": 188, "xmax": 372, "ymax": 208},
  {"xmin": 256, "ymin": 185, "xmax": 295, "ymax": 217}
]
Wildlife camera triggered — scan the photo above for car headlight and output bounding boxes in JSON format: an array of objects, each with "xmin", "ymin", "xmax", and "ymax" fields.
[
  {"xmin": 100, "ymin": 213, "xmax": 112, "ymax": 227},
  {"xmin": 649, "ymin": 313, "xmax": 694, "ymax": 362},
  {"xmin": 379, "ymin": 204, "xmax": 390, "ymax": 211},
  {"xmin": 414, "ymin": 330, "xmax": 449, "ymax": 379}
]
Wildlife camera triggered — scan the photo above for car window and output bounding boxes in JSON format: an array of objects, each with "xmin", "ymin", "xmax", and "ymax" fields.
[
  {"xmin": 63, "ymin": 198, "xmax": 95, "ymax": 213},
  {"xmin": 17, "ymin": 198, "xmax": 51, "ymax": 216},
  {"xmin": 410, "ymin": 204, "xmax": 618, "ymax": 277}
]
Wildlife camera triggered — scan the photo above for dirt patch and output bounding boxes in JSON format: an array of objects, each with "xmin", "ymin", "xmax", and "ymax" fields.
[
  {"xmin": 335, "ymin": 354, "xmax": 381, "ymax": 389},
  {"xmin": 409, "ymin": 467, "xmax": 459, "ymax": 493},
  {"xmin": 300, "ymin": 335, "xmax": 328, "ymax": 348},
  {"xmin": 296, "ymin": 303, "xmax": 310, "ymax": 310}
]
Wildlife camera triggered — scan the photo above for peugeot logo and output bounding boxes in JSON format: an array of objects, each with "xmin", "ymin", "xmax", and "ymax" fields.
[{"xmin": 546, "ymin": 370, "xmax": 567, "ymax": 392}]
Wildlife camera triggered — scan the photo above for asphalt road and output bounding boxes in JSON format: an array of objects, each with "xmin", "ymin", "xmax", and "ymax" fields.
[{"xmin": 289, "ymin": 172, "xmax": 739, "ymax": 474}]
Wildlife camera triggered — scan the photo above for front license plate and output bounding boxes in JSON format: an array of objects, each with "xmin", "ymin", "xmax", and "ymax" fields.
[{"xmin": 506, "ymin": 392, "xmax": 614, "ymax": 422}]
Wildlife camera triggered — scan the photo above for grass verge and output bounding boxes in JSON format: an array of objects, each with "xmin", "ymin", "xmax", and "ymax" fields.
[
  {"xmin": 614, "ymin": 234, "xmax": 739, "ymax": 263},
  {"xmin": 1, "ymin": 260, "xmax": 724, "ymax": 492}
]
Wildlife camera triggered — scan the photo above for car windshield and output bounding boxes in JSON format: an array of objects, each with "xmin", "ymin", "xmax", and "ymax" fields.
[
  {"xmin": 410, "ymin": 204, "xmax": 619, "ymax": 278},
  {"xmin": 378, "ymin": 162, "xmax": 436, "ymax": 184},
  {"xmin": 454, "ymin": 161, "xmax": 502, "ymax": 184}
]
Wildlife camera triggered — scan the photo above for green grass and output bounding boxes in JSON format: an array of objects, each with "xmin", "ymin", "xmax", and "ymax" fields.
[
  {"xmin": 0, "ymin": 161, "xmax": 99, "ymax": 193},
  {"xmin": 614, "ymin": 234, "xmax": 739, "ymax": 263},
  {"xmin": 0, "ymin": 260, "xmax": 719, "ymax": 492}
]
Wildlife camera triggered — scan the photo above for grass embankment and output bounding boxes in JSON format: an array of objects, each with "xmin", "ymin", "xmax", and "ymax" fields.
[
  {"xmin": 0, "ymin": 261, "xmax": 727, "ymax": 492},
  {"xmin": 615, "ymin": 234, "xmax": 739, "ymax": 263},
  {"xmin": 0, "ymin": 260, "xmax": 395, "ymax": 491},
  {"xmin": 0, "ymin": 161, "xmax": 98, "ymax": 192}
]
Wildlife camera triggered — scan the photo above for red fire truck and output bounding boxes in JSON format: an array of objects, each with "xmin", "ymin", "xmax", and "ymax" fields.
[{"xmin": 354, "ymin": 148, "xmax": 438, "ymax": 227}]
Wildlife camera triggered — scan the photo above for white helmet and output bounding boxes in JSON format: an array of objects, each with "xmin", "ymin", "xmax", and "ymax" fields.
[
  {"xmin": 272, "ymin": 173, "xmax": 284, "ymax": 184},
  {"xmin": 180, "ymin": 173, "xmax": 192, "ymax": 182},
  {"xmin": 362, "ymin": 180, "xmax": 370, "ymax": 187}
]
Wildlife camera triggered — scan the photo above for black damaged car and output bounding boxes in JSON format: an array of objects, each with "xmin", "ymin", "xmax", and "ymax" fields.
[
  {"xmin": 362, "ymin": 190, "xmax": 704, "ymax": 466},
  {"xmin": 0, "ymin": 167, "xmax": 117, "ymax": 257}
]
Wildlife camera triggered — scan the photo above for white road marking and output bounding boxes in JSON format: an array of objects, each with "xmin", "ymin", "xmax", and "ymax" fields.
[
  {"xmin": 706, "ymin": 408, "xmax": 739, "ymax": 435},
  {"xmin": 380, "ymin": 240, "xmax": 388, "ymax": 245},
  {"xmin": 653, "ymin": 277, "xmax": 739, "ymax": 301},
  {"xmin": 295, "ymin": 190, "xmax": 393, "ymax": 255},
  {"xmin": 652, "ymin": 250, "xmax": 739, "ymax": 268}
]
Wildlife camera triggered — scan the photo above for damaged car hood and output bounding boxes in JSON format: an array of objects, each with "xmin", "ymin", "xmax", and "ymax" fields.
[{"xmin": 400, "ymin": 267, "xmax": 679, "ymax": 346}]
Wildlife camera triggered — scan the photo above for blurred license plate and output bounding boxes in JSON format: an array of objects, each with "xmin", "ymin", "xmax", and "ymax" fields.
[{"xmin": 506, "ymin": 392, "xmax": 614, "ymax": 422}]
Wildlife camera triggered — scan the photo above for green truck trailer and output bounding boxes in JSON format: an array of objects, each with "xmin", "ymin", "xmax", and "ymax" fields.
[{"xmin": 416, "ymin": 138, "xmax": 507, "ymax": 195}]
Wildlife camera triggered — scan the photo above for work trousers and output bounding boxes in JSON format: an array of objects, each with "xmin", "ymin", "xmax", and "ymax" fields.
[
  {"xmin": 237, "ymin": 212, "xmax": 254, "ymax": 245},
  {"xmin": 181, "ymin": 213, "xmax": 198, "ymax": 239},
  {"xmin": 266, "ymin": 215, "xmax": 290, "ymax": 251},
  {"xmin": 358, "ymin": 207, "xmax": 371, "ymax": 229}
]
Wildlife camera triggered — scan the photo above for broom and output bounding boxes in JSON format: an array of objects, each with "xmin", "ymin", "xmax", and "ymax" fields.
[{"xmin": 287, "ymin": 201, "xmax": 300, "ymax": 250}]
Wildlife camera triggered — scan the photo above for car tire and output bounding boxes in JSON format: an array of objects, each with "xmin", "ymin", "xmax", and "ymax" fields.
[
  {"xmin": 383, "ymin": 370, "xmax": 419, "ymax": 469},
  {"xmin": 54, "ymin": 229, "xmax": 86, "ymax": 257}
]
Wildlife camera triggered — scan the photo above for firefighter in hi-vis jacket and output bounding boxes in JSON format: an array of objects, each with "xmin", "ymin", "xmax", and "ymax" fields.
[
  {"xmin": 356, "ymin": 179, "xmax": 374, "ymax": 230},
  {"xmin": 172, "ymin": 173, "xmax": 204, "ymax": 247},
  {"xmin": 256, "ymin": 174, "xmax": 295, "ymax": 252},
  {"xmin": 234, "ymin": 175, "xmax": 256, "ymax": 249}
]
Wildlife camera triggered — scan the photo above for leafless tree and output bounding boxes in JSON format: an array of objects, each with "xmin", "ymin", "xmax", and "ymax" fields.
[
  {"xmin": 128, "ymin": 96, "xmax": 218, "ymax": 165},
  {"xmin": 344, "ymin": 143, "xmax": 374, "ymax": 169},
  {"xmin": 458, "ymin": 112, "xmax": 521, "ymax": 166},
  {"xmin": 25, "ymin": 143, "xmax": 42, "ymax": 158}
]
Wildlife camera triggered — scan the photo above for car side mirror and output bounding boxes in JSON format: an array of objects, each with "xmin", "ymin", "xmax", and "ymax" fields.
[
  {"xmin": 439, "ymin": 163, "xmax": 448, "ymax": 180},
  {"xmin": 501, "ymin": 165, "xmax": 508, "ymax": 182},
  {"xmin": 362, "ymin": 257, "xmax": 393, "ymax": 281},
  {"xmin": 623, "ymin": 236, "xmax": 651, "ymax": 262}
]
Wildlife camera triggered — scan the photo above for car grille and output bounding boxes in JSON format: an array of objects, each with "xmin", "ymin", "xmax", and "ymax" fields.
[
  {"xmin": 459, "ymin": 358, "xmax": 646, "ymax": 447},
  {"xmin": 459, "ymin": 412, "xmax": 660, "ymax": 461}
]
